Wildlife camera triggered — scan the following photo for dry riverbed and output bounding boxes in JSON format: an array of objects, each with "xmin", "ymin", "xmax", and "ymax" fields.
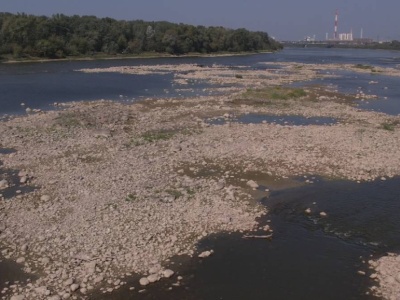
[{"xmin": 1, "ymin": 63, "xmax": 400, "ymax": 300}]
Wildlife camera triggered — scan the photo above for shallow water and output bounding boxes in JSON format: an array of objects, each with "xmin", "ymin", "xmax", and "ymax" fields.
[
  {"xmin": 94, "ymin": 177, "xmax": 400, "ymax": 300},
  {"xmin": 1, "ymin": 48, "xmax": 399, "ymax": 116},
  {"xmin": 208, "ymin": 114, "xmax": 337, "ymax": 126}
]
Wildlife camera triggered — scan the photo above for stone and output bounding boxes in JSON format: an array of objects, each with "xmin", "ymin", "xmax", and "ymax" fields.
[
  {"xmin": 147, "ymin": 274, "xmax": 159, "ymax": 283},
  {"xmin": 94, "ymin": 276, "xmax": 104, "ymax": 284},
  {"xmin": 20, "ymin": 176, "xmax": 28, "ymax": 184},
  {"xmin": 10, "ymin": 295, "xmax": 24, "ymax": 300},
  {"xmin": 21, "ymin": 244, "xmax": 28, "ymax": 252},
  {"xmin": 16, "ymin": 257, "xmax": 25, "ymax": 264},
  {"xmin": 0, "ymin": 179, "xmax": 8, "ymax": 189},
  {"xmin": 139, "ymin": 277, "xmax": 150, "ymax": 286},
  {"xmin": 162, "ymin": 269, "xmax": 174, "ymax": 278},
  {"xmin": 70, "ymin": 283, "xmax": 80, "ymax": 292},
  {"xmin": 63, "ymin": 278, "xmax": 74, "ymax": 286},
  {"xmin": 35, "ymin": 286, "xmax": 49, "ymax": 295},
  {"xmin": 62, "ymin": 293, "xmax": 71, "ymax": 299},
  {"xmin": 48, "ymin": 296, "xmax": 61, "ymax": 300},
  {"xmin": 319, "ymin": 212, "xmax": 328, "ymax": 217},
  {"xmin": 246, "ymin": 180, "xmax": 259, "ymax": 189},
  {"xmin": 198, "ymin": 250, "xmax": 213, "ymax": 258},
  {"xmin": 304, "ymin": 208, "xmax": 311, "ymax": 214},
  {"xmin": 40, "ymin": 195, "xmax": 51, "ymax": 202}
]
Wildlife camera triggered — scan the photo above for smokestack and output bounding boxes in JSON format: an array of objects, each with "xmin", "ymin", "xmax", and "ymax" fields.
[{"xmin": 334, "ymin": 9, "xmax": 338, "ymax": 40}]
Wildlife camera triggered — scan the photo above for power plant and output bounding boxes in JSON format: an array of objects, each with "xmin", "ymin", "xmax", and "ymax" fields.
[{"xmin": 329, "ymin": 9, "xmax": 353, "ymax": 41}]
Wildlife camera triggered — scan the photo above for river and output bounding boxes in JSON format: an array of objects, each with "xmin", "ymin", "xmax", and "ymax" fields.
[{"xmin": 1, "ymin": 48, "xmax": 400, "ymax": 116}]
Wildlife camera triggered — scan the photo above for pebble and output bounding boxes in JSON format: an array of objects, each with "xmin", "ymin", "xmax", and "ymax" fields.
[
  {"xmin": 16, "ymin": 257, "xmax": 25, "ymax": 264},
  {"xmin": 162, "ymin": 269, "xmax": 174, "ymax": 278},
  {"xmin": 304, "ymin": 208, "xmax": 311, "ymax": 214},
  {"xmin": 319, "ymin": 211, "xmax": 327, "ymax": 217},
  {"xmin": 198, "ymin": 250, "xmax": 213, "ymax": 258},
  {"xmin": 147, "ymin": 274, "xmax": 159, "ymax": 283},
  {"xmin": 139, "ymin": 277, "xmax": 150, "ymax": 286},
  {"xmin": 246, "ymin": 180, "xmax": 259, "ymax": 189},
  {"xmin": 70, "ymin": 283, "xmax": 80, "ymax": 292},
  {"xmin": 40, "ymin": 195, "xmax": 51, "ymax": 202}
]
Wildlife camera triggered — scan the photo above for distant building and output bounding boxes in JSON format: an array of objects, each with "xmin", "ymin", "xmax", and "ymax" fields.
[{"xmin": 338, "ymin": 32, "xmax": 353, "ymax": 41}]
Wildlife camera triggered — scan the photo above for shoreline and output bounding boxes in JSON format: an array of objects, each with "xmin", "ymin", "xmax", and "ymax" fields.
[
  {"xmin": 0, "ymin": 50, "xmax": 274, "ymax": 65},
  {"xmin": 1, "ymin": 62, "xmax": 400, "ymax": 299}
]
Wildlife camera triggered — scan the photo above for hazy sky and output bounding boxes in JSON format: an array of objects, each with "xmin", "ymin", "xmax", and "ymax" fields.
[{"xmin": 1, "ymin": 0, "xmax": 399, "ymax": 41}]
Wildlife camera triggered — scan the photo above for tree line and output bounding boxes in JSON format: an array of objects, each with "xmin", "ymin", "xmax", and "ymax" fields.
[{"xmin": 0, "ymin": 12, "xmax": 282, "ymax": 60}]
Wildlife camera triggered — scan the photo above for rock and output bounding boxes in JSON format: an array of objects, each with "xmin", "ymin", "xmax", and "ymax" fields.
[
  {"xmin": 10, "ymin": 295, "xmax": 24, "ymax": 300},
  {"xmin": 80, "ymin": 288, "xmax": 87, "ymax": 294},
  {"xmin": 94, "ymin": 275, "xmax": 104, "ymax": 284},
  {"xmin": 70, "ymin": 283, "xmax": 80, "ymax": 292},
  {"xmin": 198, "ymin": 250, "xmax": 213, "ymax": 258},
  {"xmin": 246, "ymin": 180, "xmax": 259, "ymax": 189},
  {"xmin": 20, "ymin": 176, "xmax": 28, "ymax": 184},
  {"xmin": 147, "ymin": 274, "xmax": 159, "ymax": 283},
  {"xmin": 25, "ymin": 107, "xmax": 32, "ymax": 113},
  {"xmin": 370, "ymin": 273, "xmax": 378, "ymax": 279},
  {"xmin": 63, "ymin": 278, "xmax": 74, "ymax": 286},
  {"xmin": 16, "ymin": 257, "xmax": 25, "ymax": 264},
  {"xmin": 319, "ymin": 211, "xmax": 328, "ymax": 217},
  {"xmin": 21, "ymin": 244, "xmax": 28, "ymax": 251},
  {"xmin": 139, "ymin": 277, "xmax": 150, "ymax": 286},
  {"xmin": 93, "ymin": 129, "xmax": 111, "ymax": 138},
  {"xmin": 162, "ymin": 269, "xmax": 174, "ymax": 278},
  {"xmin": 48, "ymin": 296, "xmax": 61, "ymax": 300},
  {"xmin": 41, "ymin": 257, "xmax": 50, "ymax": 264},
  {"xmin": 0, "ymin": 179, "xmax": 8, "ymax": 189},
  {"xmin": 62, "ymin": 293, "xmax": 71, "ymax": 299},
  {"xmin": 304, "ymin": 208, "xmax": 311, "ymax": 214},
  {"xmin": 40, "ymin": 195, "xmax": 51, "ymax": 202},
  {"xmin": 35, "ymin": 286, "xmax": 49, "ymax": 295}
]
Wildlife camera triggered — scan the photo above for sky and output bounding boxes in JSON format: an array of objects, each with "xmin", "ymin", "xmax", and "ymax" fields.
[{"xmin": 1, "ymin": 0, "xmax": 399, "ymax": 41}]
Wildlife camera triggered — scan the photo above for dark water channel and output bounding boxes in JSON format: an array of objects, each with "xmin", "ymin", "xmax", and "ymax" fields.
[
  {"xmin": 96, "ymin": 177, "xmax": 400, "ymax": 300},
  {"xmin": 208, "ymin": 114, "xmax": 337, "ymax": 126}
]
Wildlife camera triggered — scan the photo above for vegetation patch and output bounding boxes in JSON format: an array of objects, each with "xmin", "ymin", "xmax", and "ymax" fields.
[
  {"xmin": 381, "ymin": 121, "xmax": 398, "ymax": 131},
  {"xmin": 166, "ymin": 189, "xmax": 184, "ymax": 199},
  {"xmin": 234, "ymin": 86, "xmax": 307, "ymax": 105},
  {"xmin": 125, "ymin": 193, "xmax": 138, "ymax": 202}
]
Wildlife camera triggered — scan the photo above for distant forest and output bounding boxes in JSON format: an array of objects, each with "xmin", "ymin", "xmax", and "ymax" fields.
[{"xmin": 0, "ymin": 12, "xmax": 282, "ymax": 60}]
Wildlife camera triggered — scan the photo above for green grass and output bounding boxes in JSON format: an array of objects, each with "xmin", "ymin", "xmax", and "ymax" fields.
[
  {"xmin": 354, "ymin": 64, "xmax": 374, "ymax": 70},
  {"xmin": 242, "ymin": 86, "xmax": 307, "ymax": 102},
  {"xmin": 141, "ymin": 131, "xmax": 175, "ymax": 142},
  {"xmin": 381, "ymin": 122, "xmax": 398, "ymax": 131},
  {"xmin": 125, "ymin": 193, "xmax": 138, "ymax": 202}
]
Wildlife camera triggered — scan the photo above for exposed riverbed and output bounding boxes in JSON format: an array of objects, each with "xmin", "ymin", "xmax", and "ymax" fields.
[{"xmin": 1, "ymin": 48, "xmax": 400, "ymax": 300}]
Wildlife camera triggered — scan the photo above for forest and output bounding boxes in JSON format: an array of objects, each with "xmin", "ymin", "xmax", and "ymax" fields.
[{"xmin": 0, "ymin": 12, "xmax": 282, "ymax": 60}]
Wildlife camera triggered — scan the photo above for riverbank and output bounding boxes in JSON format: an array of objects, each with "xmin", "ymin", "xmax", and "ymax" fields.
[
  {"xmin": 1, "ymin": 62, "xmax": 400, "ymax": 299},
  {"xmin": 0, "ymin": 50, "xmax": 273, "ymax": 65}
]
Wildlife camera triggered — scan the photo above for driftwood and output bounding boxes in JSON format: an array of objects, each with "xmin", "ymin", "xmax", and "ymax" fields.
[{"xmin": 242, "ymin": 234, "xmax": 273, "ymax": 239}]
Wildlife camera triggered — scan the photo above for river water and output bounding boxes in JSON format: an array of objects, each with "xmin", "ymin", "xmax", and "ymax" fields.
[
  {"xmin": 1, "ymin": 48, "xmax": 400, "ymax": 116},
  {"xmin": 1, "ymin": 48, "xmax": 400, "ymax": 299}
]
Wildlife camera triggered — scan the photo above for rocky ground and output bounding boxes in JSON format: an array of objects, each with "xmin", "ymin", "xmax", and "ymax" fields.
[{"xmin": 1, "ymin": 62, "xmax": 400, "ymax": 300}]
